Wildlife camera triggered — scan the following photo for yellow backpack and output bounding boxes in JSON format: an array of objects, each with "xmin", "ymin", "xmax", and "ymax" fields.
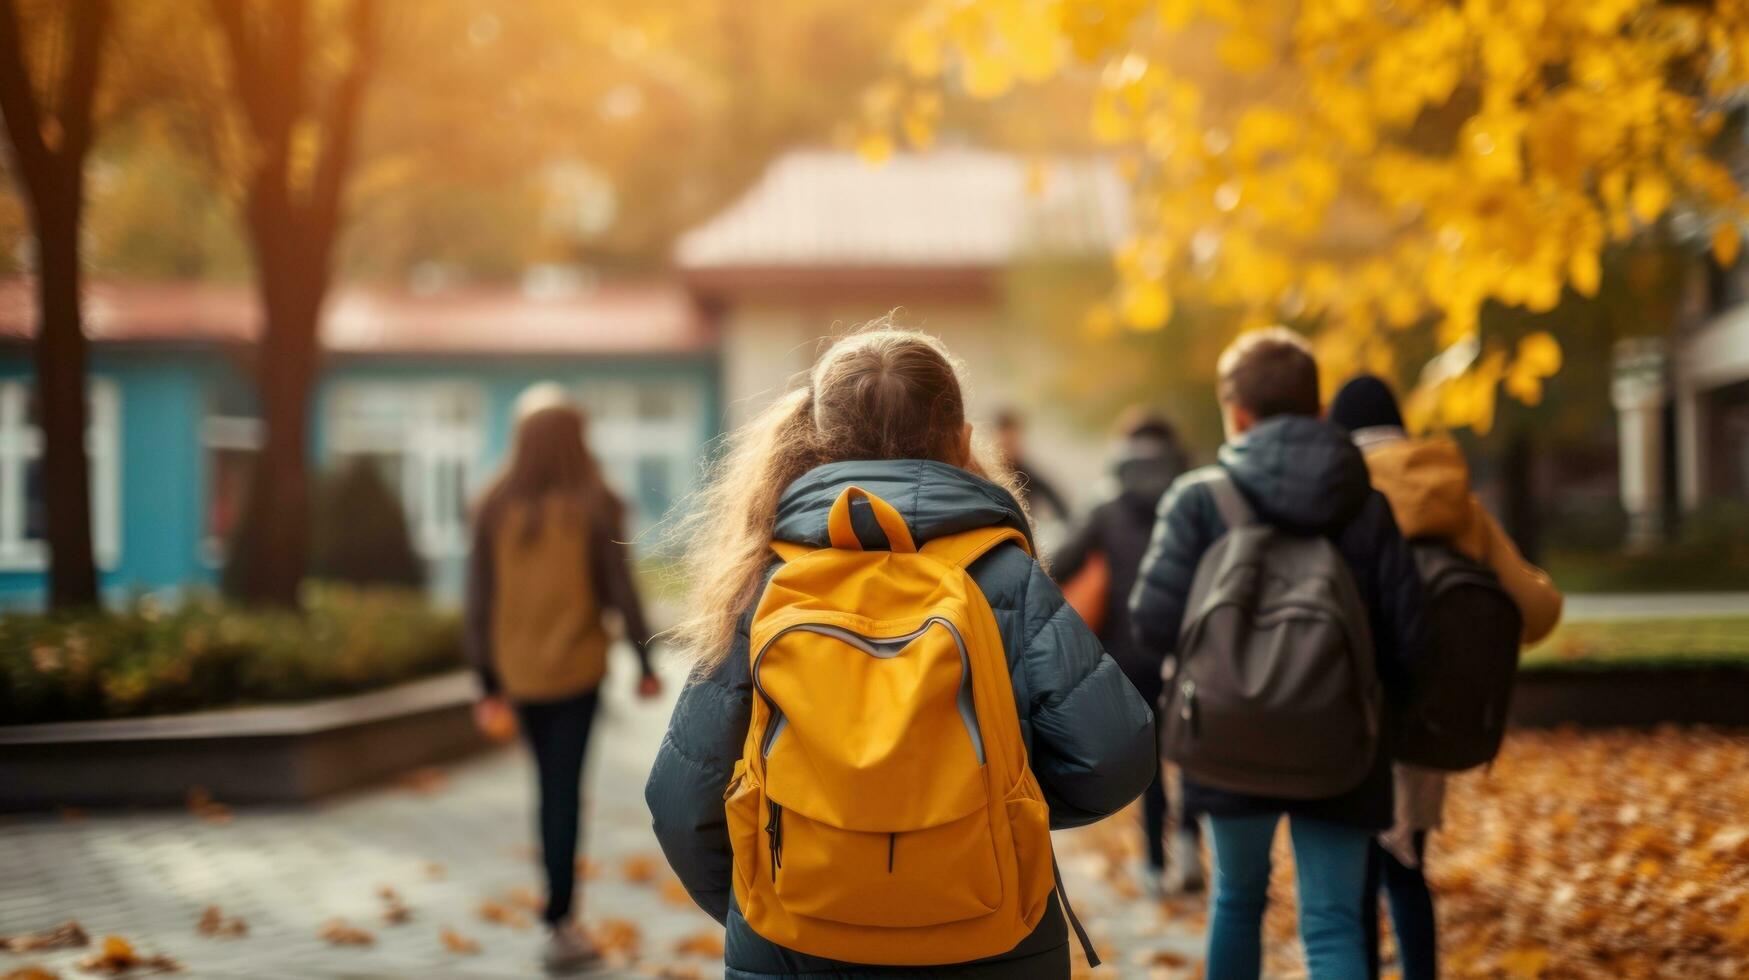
[{"xmin": 724, "ymin": 486, "xmax": 1081, "ymax": 966}]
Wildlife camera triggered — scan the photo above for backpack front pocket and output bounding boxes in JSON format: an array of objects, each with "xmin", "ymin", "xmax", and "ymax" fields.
[{"xmin": 770, "ymin": 804, "xmax": 1001, "ymax": 927}]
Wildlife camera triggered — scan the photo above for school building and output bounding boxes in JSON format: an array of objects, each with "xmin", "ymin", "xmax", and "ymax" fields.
[{"xmin": 0, "ymin": 278, "xmax": 717, "ymax": 607}]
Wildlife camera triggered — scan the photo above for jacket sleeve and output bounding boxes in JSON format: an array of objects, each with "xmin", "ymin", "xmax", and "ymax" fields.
[
  {"xmin": 644, "ymin": 613, "xmax": 753, "ymax": 924},
  {"xmin": 590, "ymin": 506, "xmax": 657, "ymax": 675},
  {"xmin": 1047, "ymin": 509, "xmax": 1100, "ymax": 585},
  {"xmin": 1017, "ymin": 559, "xmax": 1157, "ymax": 830},
  {"xmin": 1128, "ymin": 477, "xmax": 1216, "ymax": 656},
  {"xmin": 1473, "ymin": 500, "xmax": 1564, "ymax": 644},
  {"xmin": 1355, "ymin": 491, "xmax": 1431, "ymax": 700},
  {"xmin": 463, "ymin": 515, "xmax": 499, "ymax": 697}
]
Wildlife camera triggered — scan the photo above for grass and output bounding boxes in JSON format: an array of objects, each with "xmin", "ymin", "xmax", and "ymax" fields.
[{"xmin": 1522, "ymin": 615, "xmax": 1749, "ymax": 672}]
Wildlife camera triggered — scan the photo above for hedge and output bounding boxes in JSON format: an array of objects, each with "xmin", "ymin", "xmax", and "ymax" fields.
[{"xmin": 0, "ymin": 586, "xmax": 463, "ymax": 725}]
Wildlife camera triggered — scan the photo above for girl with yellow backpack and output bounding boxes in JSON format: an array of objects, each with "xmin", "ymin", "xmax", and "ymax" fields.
[{"xmin": 645, "ymin": 328, "xmax": 1157, "ymax": 979}]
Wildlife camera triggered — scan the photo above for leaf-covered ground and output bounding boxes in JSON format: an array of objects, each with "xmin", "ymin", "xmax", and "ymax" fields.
[{"xmin": 1061, "ymin": 726, "xmax": 1749, "ymax": 978}]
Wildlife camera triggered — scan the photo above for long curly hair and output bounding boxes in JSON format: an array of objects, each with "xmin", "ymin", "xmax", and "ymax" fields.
[{"xmin": 667, "ymin": 324, "xmax": 1021, "ymax": 671}]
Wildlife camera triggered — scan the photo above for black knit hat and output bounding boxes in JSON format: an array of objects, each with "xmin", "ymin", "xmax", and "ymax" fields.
[{"xmin": 1328, "ymin": 374, "xmax": 1405, "ymax": 432}]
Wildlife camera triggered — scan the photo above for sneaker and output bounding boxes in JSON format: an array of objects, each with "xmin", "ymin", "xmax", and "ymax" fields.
[
  {"xmin": 1162, "ymin": 828, "xmax": 1206, "ymax": 895},
  {"xmin": 542, "ymin": 921, "xmax": 602, "ymax": 974}
]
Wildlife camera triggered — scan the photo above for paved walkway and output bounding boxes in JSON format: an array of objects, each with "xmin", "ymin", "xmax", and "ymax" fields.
[{"xmin": 0, "ymin": 652, "xmax": 1209, "ymax": 979}]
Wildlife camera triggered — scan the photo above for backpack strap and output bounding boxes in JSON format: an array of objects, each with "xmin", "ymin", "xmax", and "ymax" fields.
[
  {"xmin": 1203, "ymin": 470, "xmax": 1255, "ymax": 529},
  {"xmin": 919, "ymin": 525, "xmax": 1032, "ymax": 568},
  {"xmin": 828, "ymin": 486, "xmax": 917, "ymax": 552},
  {"xmin": 769, "ymin": 540, "xmax": 814, "ymax": 563},
  {"xmin": 1053, "ymin": 856, "xmax": 1102, "ymax": 968}
]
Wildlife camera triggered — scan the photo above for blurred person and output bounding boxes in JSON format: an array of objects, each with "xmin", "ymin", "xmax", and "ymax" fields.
[
  {"xmin": 1052, "ymin": 409, "xmax": 1205, "ymax": 896},
  {"xmin": 1130, "ymin": 328, "xmax": 1429, "ymax": 980},
  {"xmin": 644, "ymin": 328, "xmax": 1156, "ymax": 979},
  {"xmin": 1329, "ymin": 374, "xmax": 1563, "ymax": 980},
  {"xmin": 466, "ymin": 384, "xmax": 663, "ymax": 973},
  {"xmin": 993, "ymin": 407, "xmax": 1072, "ymax": 523}
]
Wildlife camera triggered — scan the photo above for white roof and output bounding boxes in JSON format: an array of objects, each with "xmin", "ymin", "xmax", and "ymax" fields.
[{"xmin": 675, "ymin": 148, "xmax": 1130, "ymax": 270}]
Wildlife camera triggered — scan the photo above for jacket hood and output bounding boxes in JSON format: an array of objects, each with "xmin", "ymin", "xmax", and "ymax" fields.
[
  {"xmin": 1360, "ymin": 435, "xmax": 1478, "ymax": 542},
  {"xmin": 773, "ymin": 459, "xmax": 1033, "ymax": 550},
  {"xmin": 1218, "ymin": 416, "xmax": 1372, "ymax": 531}
]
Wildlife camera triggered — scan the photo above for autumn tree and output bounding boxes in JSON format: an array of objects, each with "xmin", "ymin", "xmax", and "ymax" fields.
[
  {"xmin": 0, "ymin": 0, "xmax": 111, "ymax": 608},
  {"xmin": 205, "ymin": 0, "xmax": 376, "ymax": 606},
  {"xmin": 869, "ymin": 0, "xmax": 1749, "ymax": 431}
]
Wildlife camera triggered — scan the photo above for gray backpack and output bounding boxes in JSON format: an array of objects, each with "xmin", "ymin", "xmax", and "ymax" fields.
[{"xmin": 1160, "ymin": 471, "xmax": 1382, "ymax": 798}]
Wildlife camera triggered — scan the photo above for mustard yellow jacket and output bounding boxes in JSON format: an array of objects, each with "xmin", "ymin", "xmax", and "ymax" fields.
[{"xmin": 1356, "ymin": 431, "xmax": 1562, "ymax": 644}]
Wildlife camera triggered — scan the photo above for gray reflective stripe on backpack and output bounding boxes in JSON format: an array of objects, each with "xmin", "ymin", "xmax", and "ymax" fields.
[{"xmin": 1162, "ymin": 472, "xmax": 1383, "ymax": 799}]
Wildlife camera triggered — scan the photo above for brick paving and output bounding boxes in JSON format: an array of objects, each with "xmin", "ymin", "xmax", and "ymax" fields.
[{"xmin": 0, "ymin": 650, "xmax": 1210, "ymax": 979}]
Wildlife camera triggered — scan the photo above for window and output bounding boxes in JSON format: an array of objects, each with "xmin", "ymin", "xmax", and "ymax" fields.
[
  {"xmin": 0, "ymin": 379, "xmax": 120, "ymax": 570},
  {"xmin": 574, "ymin": 379, "xmax": 699, "ymax": 527},
  {"xmin": 202, "ymin": 413, "xmax": 261, "ymax": 560},
  {"xmin": 327, "ymin": 382, "xmax": 484, "ymax": 557}
]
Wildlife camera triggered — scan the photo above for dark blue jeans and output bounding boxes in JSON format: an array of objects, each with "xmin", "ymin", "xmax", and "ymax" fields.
[
  {"xmin": 1206, "ymin": 813, "xmax": 1371, "ymax": 980},
  {"xmin": 515, "ymin": 689, "xmax": 600, "ymax": 925},
  {"xmin": 1364, "ymin": 833, "xmax": 1436, "ymax": 980}
]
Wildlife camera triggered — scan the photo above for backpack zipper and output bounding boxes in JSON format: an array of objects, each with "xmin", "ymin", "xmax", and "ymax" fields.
[
  {"xmin": 750, "ymin": 617, "xmax": 984, "ymax": 764},
  {"xmin": 766, "ymin": 799, "xmax": 783, "ymax": 880}
]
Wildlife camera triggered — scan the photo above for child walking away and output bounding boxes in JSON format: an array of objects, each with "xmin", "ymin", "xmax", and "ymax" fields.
[
  {"xmin": 644, "ymin": 328, "xmax": 1156, "ymax": 980},
  {"xmin": 1052, "ymin": 411, "xmax": 1204, "ymax": 896},
  {"xmin": 467, "ymin": 384, "xmax": 663, "ymax": 974},
  {"xmin": 1329, "ymin": 374, "xmax": 1563, "ymax": 980},
  {"xmin": 1130, "ymin": 328, "xmax": 1429, "ymax": 980}
]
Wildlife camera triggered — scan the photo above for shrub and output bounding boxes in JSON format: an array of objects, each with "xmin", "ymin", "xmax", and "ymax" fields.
[
  {"xmin": 0, "ymin": 585, "xmax": 462, "ymax": 725},
  {"xmin": 310, "ymin": 459, "xmax": 426, "ymax": 589}
]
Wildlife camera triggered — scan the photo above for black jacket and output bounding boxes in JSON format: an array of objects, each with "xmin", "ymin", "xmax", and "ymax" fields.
[
  {"xmin": 1128, "ymin": 416, "xmax": 1429, "ymax": 829},
  {"xmin": 644, "ymin": 459, "xmax": 1157, "ymax": 979},
  {"xmin": 1052, "ymin": 469, "xmax": 1179, "ymax": 704}
]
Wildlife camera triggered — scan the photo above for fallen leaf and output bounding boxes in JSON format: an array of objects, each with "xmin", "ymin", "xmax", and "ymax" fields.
[
  {"xmin": 76, "ymin": 936, "xmax": 181, "ymax": 975},
  {"xmin": 2, "ymin": 967, "xmax": 61, "ymax": 980},
  {"xmin": 673, "ymin": 931, "xmax": 725, "ymax": 958},
  {"xmin": 476, "ymin": 899, "xmax": 531, "ymax": 931},
  {"xmin": 591, "ymin": 918, "xmax": 642, "ymax": 960},
  {"xmin": 185, "ymin": 787, "xmax": 232, "ymax": 825},
  {"xmin": 0, "ymin": 922, "xmax": 89, "ymax": 952},
  {"xmin": 194, "ymin": 906, "xmax": 245, "ymax": 938},
  {"xmin": 621, "ymin": 855, "xmax": 658, "ymax": 884},
  {"xmin": 421, "ymin": 861, "xmax": 446, "ymax": 880},
  {"xmin": 397, "ymin": 767, "xmax": 449, "ymax": 795},
  {"xmin": 439, "ymin": 927, "xmax": 480, "ymax": 955},
  {"xmin": 575, "ymin": 857, "xmax": 599, "ymax": 880},
  {"xmin": 1149, "ymin": 949, "xmax": 1191, "ymax": 968},
  {"xmin": 651, "ymin": 967, "xmax": 704, "ymax": 980},
  {"xmin": 503, "ymin": 885, "xmax": 543, "ymax": 913},
  {"xmin": 316, "ymin": 920, "xmax": 374, "ymax": 947},
  {"xmin": 659, "ymin": 878, "xmax": 694, "ymax": 908}
]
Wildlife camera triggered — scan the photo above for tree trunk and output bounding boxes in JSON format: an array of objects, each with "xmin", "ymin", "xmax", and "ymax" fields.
[
  {"xmin": 30, "ymin": 182, "xmax": 99, "ymax": 609},
  {"xmin": 228, "ymin": 246, "xmax": 324, "ymax": 608}
]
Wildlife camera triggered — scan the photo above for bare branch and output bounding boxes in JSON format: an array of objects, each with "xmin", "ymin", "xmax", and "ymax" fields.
[
  {"xmin": 206, "ymin": 0, "xmax": 274, "ymax": 143},
  {"xmin": 55, "ymin": 0, "xmax": 109, "ymax": 163},
  {"xmin": 307, "ymin": 0, "xmax": 376, "ymax": 238},
  {"xmin": 0, "ymin": 0, "xmax": 50, "ymax": 189}
]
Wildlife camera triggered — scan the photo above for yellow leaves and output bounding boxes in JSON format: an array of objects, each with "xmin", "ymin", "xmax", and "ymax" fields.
[
  {"xmin": 1568, "ymin": 248, "xmax": 1601, "ymax": 298},
  {"xmin": 1216, "ymin": 31, "xmax": 1274, "ymax": 74},
  {"xmin": 899, "ymin": 23, "xmax": 943, "ymax": 79},
  {"xmin": 1118, "ymin": 280, "xmax": 1172, "ymax": 330},
  {"xmin": 1505, "ymin": 332, "xmax": 1563, "ymax": 405},
  {"xmin": 1715, "ymin": 223, "xmax": 1742, "ymax": 267},
  {"xmin": 961, "ymin": 49, "xmax": 1015, "ymax": 98},
  {"xmin": 439, "ymin": 926, "xmax": 480, "ymax": 955},
  {"xmin": 1631, "ymin": 172, "xmax": 1672, "ymax": 225},
  {"xmin": 854, "ymin": 131, "xmax": 894, "ymax": 166}
]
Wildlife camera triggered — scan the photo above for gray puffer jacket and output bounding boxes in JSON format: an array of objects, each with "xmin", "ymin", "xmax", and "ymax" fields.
[{"xmin": 645, "ymin": 459, "xmax": 1157, "ymax": 979}]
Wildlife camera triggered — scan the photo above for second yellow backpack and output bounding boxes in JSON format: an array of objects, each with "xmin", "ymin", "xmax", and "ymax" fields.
[{"xmin": 723, "ymin": 485, "xmax": 1065, "ymax": 966}]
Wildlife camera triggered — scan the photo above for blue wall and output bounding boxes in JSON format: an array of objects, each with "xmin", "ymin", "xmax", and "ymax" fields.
[{"xmin": 0, "ymin": 348, "xmax": 719, "ymax": 610}]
